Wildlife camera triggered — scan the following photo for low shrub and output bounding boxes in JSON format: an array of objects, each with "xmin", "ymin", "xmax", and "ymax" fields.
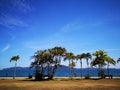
[{"xmin": 85, "ymin": 74, "xmax": 91, "ymax": 79}]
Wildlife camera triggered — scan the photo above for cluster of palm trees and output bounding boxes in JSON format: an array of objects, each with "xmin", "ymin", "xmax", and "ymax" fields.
[
  {"xmin": 91, "ymin": 50, "xmax": 116, "ymax": 78},
  {"xmin": 64, "ymin": 52, "xmax": 92, "ymax": 78},
  {"xmin": 30, "ymin": 47, "xmax": 66, "ymax": 80},
  {"xmin": 10, "ymin": 46, "xmax": 120, "ymax": 80},
  {"xmin": 64, "ymin": 50, "xmax": 116, "ymax": 79}
]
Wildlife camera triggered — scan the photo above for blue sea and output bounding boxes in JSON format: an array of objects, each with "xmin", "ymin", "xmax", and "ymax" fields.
[{"xmin": 0, "ymin": 67, "xmax": 120, "ymax": 77}]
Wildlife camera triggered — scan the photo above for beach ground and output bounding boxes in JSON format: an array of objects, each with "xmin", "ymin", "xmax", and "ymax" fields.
[{"xmin": 0, "ymin": 78, "xmax": 120, "ymax": 90}]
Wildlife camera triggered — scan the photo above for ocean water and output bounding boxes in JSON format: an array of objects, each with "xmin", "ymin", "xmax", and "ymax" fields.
[{"xmin": 0, "ymin": 68, "xmax": 120, "ymax": 77}]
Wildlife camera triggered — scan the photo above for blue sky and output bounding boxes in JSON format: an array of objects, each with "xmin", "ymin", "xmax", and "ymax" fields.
[{"xmin": 0, "ymin": 0, "xmax": 120, "ymax": 69}]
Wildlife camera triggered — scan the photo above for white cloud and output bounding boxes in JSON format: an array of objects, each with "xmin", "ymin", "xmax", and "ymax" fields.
[
  {"xmin": 13, "ymin": 0, "xmax": 34, "ymax": 13},
  {"xmin": 61, "ymin": 23, "xmax": 83, "ymax": 33},
  {"xmin": 23, "ymin": 33, "xmax": 67, "ymax": 51},
  {"xmin": 24, "ymin": 40, "xmax": 64, "ymax": 51},
  {"xmin": 0, "ymin": 13, "xmax": 28, "ymax": 30},
  {"xmin": 60, "ymin": 19, "xmax": 105, "ymax": 33},
  {"xmin": 0, "ymin": 0, "xmax": 34, "ymax": 30},
  {"xmin": 1, "ymin": 44, "xmax": 10, "ymax": 52}
]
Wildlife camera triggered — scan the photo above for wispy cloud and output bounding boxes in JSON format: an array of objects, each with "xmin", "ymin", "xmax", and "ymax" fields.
[
  {"xmin": 0, "ymin": 0, "xmax": 34, "ymax": 30},
  {"xmin": 24, "ymin": 39, "xmax": 65, "ymax": 50},
  {"xmin": 61, "ymin": 23, "xmax": 84, "ymax": 33},
  {"xmin": 12, "ymin": 0, "xmax": 34, "ymax": 13},
  {"xmin": 23, "ymin": 32, "xmax": 67, "ymax": 51},
  {"xmin": 60, "ymin": 20, "xmax": 104, "ymax": 33},
  {"xmin": 0, "ymin": 13, "xmax": 28, "ymax": 30},
  {"xmin": 1, "ymin": 44, "xmax": 10, "ymax": 52}
]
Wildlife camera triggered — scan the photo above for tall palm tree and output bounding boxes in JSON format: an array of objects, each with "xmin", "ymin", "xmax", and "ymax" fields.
[
  {"xmin": 69, "ymin": 59, "xmax": 76, "ymax": 77},
  {"xmin": 49, "ymin": 46, "xmax": 66, "ymax": 79},
  {"xmin": 10, "ymin": 55, "xmax": 20, "ymax": 79},
  {"xmin": 104, "ymin": 56, "xmax": 116, "ymax": 76},
  {"xmin": 91, "ymin": 50, "xmax": 107, "ymax": 78},
  {"xmin": 64, "ymin": 52, "xmax": 75, "ymax": 78},
  {"xmin": 84, "ymin": 53, "xmax": 92, "ymax": 75},
  {"xmin": 76, "ymin": 53, "xmax": 85, "ymax": 78}
]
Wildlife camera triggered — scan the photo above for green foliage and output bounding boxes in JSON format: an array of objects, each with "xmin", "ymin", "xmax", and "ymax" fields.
[
  {"xmin": 10, "ymin": 55, "xmax": 20, "ymax": 62},
  {"xmin": 69, "ymin": 61, "xmax": 76, "ymax": 67},
  {"xmin": 104, "ymin": 56, "xmax": 116, "ymax": 65},
  {"xmin": 91, "ymin": 50, "xmax": 115, "ymax": 67},
  {"xmin": 31, "ymin": 46, "xmax": 66, "ymax": 80},
  {"xmin": 76, "ymin": 53, "xmax": 86, "ymax": 61},
  {"xmin": 64, "ymin": 52, "xmax": 75, "ymax": 61}
]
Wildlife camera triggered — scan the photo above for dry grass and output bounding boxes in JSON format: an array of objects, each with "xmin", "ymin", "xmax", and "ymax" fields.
[{"xmin": 0, "ymin": 78, "xmax": 120, "ymax": 90}]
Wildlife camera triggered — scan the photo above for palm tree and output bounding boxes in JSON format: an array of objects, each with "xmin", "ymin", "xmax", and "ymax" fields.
[
  {"xmin": 31, "ymin": 49, "xmax": 54, "ymax": 80},
  {"xmin": 10, "ymin": 55, "xmax": 20, "ymax": 79},
  {"xmin": 91, "ymin": 50, "xmax": 107, "ymax": 78},
  {"xmin": 49, "ymin": 46, "xmax": 66, "ymax": 79},
  {"xmin": 69, "ymin": 59, "xmax": 76, "ymax": 77},
  {"xmin": 31, "ymin": 50, "xmax": 48, "ymax": 80},
  {"xmin": 91, "ymin": 50, "xmax": 116, "ymax": 78},
  {"xmin": 76, "ymin": 53, "xmax": 85, "ymax": 78},
  {"xmin": 92, "ymin": 50, "xmax": 107, "ymax": 68},
  {"xmin": 84, "ymin": 53, "xmax": 92, "ymax": 75},
  {"xmin": 31, "ymin": 46, "xmax": 66, "ymax": 80},
  {"xmin": 64, "ymin": 52, "xmax": 75, "ymax": 78},
  {"xmin": 104, "ymin": 56, "xmax": 116, "ymax": 76}
]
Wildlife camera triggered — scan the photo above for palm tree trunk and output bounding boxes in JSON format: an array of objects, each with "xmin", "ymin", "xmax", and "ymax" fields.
[
  {"xmin": 69, "ymin": 60, "xmax": 71, "ymax": 78},
  {"xmin": 13, "ymin": 61, "xmax": 17, "ymax": 79},
  {"xmin": 48, "ymin": 63, "xmax": 50, "ymax": 77},
  {"xmin": 87, "ymin": 59, "xmax": 89, "ymax": 75},
  {"xmin": 41, "ymin": 64, "xmax": 44, "ymax": 79},
  {"xmin": 49, "ymin": 65, "xmax": 57, "ymax": 80},
  {"xmin": 107, "ymin": 62, "xmax": 110, "ymax": 78},
  {"xmin": 80, "ymin": 60, "xmax": 82, "ymax": 78},
  {"xmin": 98, "ymin": 64, "xmax": 101, "ymax": 78}
]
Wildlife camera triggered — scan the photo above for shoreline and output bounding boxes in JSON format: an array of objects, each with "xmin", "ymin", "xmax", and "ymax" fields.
[{"xmin": 1, "ymin": 76, "xmax": 120, "ymax": 79}]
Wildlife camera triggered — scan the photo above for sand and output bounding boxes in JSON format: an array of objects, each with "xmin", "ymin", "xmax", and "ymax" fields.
[{"xmin": 0, "ymin": 78, "xmax": 120, "ymax": 90}]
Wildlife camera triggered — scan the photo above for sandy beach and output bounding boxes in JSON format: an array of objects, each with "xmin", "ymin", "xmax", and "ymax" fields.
[{"xmin": 0, "ymin": 78, "xmax": 120, "ymax": 90}]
